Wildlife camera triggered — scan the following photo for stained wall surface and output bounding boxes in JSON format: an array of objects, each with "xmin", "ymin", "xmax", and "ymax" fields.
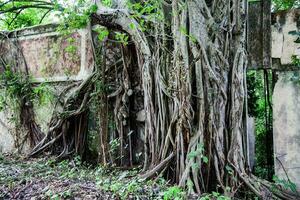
[
  {"xmin": 0, "ymin": 24, "xmax": 94, "ymax": 153},
  {"xmin": 272, "ymin": 9, "xmax": 300, "ymax": 190},
  {"xmin": 272, "ymin": 9, "xmax": 300, "ymax": 66},
  {"xmin": 273, "ymin": 72, "xmax": 300, "ymax": 188}
]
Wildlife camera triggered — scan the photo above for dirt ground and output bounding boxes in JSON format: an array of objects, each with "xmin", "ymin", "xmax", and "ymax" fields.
[
  {"xmin": 0, "ymin": 154, "xmax": 114, "ymax": 200},
  {"xmin": 0, "ymin": 154, "xmax": 199, "ymax": 200}
]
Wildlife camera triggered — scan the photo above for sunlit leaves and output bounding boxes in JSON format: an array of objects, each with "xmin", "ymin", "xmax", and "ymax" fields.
[
  {"xmin": 272, "ymin": 0, "xmax": 300, "ymax": 10},
  {"xmin": 115, "ymin": 32, "xmax": 129, "ymax": 45},
  {"xmin": 127, "ymin": 0, "xmax": 163, "ymax": 31},
  {"xmin": 0, "ymin": 0, "xmax": 99, "ymax": 31},
  {"xmin": 94, "ymin": 26, "xmax": 109, "ymax": 42},
  {"xmin": 101, "ymin": 0, "xmax": 112, "ymax": 7},
  {"xmin": 0, "ymin": 0, "xmax": 55, "ymax": 30},
  {"xmin": 0, "ymin": 67, "xmax": 54, "ymax": 113}
]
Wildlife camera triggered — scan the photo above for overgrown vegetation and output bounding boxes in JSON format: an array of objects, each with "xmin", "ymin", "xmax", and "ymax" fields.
[
  {"xmin": 247, "ymin": 70, "xmax": 274, "ymax": 180},
  {"xmin": 0, "ymin": 0, "xmax": 300, "ymax": 199},
  {"xmin": 0, "ymin": 68, "xmax": 53, "ymax": 112},
  {"xmin": 0, "ymin": 154, "xmax": 199, "ymax": 199},
  {"xmin": 0, "ymin": 67, "xmax": 54, "ymax": 148},
  {"xmin": 273, "ymin": 0, "xmax": 300, "ymax": 10}
]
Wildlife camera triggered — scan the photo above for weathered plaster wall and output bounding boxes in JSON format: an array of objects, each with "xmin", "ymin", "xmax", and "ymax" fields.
[
  {"xmin": 0, "ymin": 24, "xmax": 143, "ymax": 161},
  {"xmin": 273, "ymin": 72, "xmax": 300, "ymax": 188},
  {"xmin": 247, "ymin": 117, "xmax": 255, "ymax": 170},
  {"xmin": 0, "ymin": 24, "xmax": 94, "ymax": 153},
  {"xmin": 272, "ymin": 9, "xmax": 300, "ymax": 66},
  {"xmin": 0, "ymin": 24, "xmax": 94, "ymax": 81},
  {"xmin": 0, "ymin": 111, "xmax": 30, "ymax": 153},
  {"xmin": 272, "ymin": 9, "xmax": 300, "ymax": 189}
]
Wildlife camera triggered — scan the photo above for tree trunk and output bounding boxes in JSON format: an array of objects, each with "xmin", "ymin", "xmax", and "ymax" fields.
[
  {"xmin": 134, "ymin": 0, "xmax": 249, "ymax": 194},
  {"xmin": 91, "ymin": 0, "xmax": 297, "ymax": 198}
]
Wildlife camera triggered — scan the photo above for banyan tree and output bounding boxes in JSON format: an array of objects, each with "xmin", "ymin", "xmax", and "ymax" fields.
[{"xmin": 0, "ymin": 0, "xmax": 298, "ymax": 199}]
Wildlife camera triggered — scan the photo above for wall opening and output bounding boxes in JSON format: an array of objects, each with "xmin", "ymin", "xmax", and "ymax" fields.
[{"xmin": 247, "ymin": 69, "xmax": 275, "ymax": 181}]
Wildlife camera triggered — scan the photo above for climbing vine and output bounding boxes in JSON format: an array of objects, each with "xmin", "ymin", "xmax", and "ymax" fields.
[{"xmin": 0, "ymin": 66, "xmax": 53, "ymax": 149}]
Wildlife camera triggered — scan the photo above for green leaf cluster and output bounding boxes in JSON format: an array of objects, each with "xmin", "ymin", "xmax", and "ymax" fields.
[
  {"xmin": 272, "ymin": 175, "xmax": 298, "ymax": 193},
  {"xmin": 163, "ymin": 186, "xmax": 185, "ymax": 200},
  {"xmin": 0, "ymin": 67, "xmax": 54, "ymax": 113},
  {"xmin": 272, "ymin": 0, "xmax": 300, "ymax": 10},
  {"xmin": 0, "ymin": 0, "xmax": 54, "ymax": 30}
]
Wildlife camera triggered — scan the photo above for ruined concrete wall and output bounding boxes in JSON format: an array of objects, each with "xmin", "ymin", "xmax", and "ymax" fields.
[
  {"xmin": 272, "ymin": 9, "xmax": 300, "ymax": 66},
  {"xmin": 0, "ymin": 24, "xmax": 145, "ymax": 165},
  {"xmin": 247, "ymin": 117, "xmax": 256, "ymax": 170},
  {"xmin": 0, "ymin": 24, "xmax": 94, "ymax": 81},
  {"xmin": 273, "ymin": 72, "xmax": 300, "ymax": 188},
  {"xmin": 272, "ymin": 9, "xmax": 300, "ymax": 189},
  {"xmin": 0, "ymin": 24, "xmax": 94, "ymax": 153}
]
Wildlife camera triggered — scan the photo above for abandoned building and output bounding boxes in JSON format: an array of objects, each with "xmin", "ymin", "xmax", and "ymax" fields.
[{"xmin": 1, "ymin": 1, "xmax": 300, "ymax": 195}]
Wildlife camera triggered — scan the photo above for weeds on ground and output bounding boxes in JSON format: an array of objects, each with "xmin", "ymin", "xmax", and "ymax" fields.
[{"xmin": 0, "ymin": 154, "xmax": 189, "ymax": 199}]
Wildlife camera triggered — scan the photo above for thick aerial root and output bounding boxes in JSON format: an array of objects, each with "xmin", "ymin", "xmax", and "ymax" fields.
[
  {"xmin": 140, "ymin": 152, "xmax": 174, "ymax": 180},
  {"xmin": 28, "ymin": 73, "xmax": 95, "ymax": 158}
]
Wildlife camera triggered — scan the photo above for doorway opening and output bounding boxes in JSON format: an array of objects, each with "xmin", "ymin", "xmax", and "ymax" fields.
[{"xmin": 247, "ymin": 69, "xmax": 275, "ymax": 181}]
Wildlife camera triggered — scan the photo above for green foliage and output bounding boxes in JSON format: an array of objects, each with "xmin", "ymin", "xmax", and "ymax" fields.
[
  {"xmin": 288, "ymin": 31, "xmax": 300, "ymax": 66},
  {"xmin": 289, "ymin": 30, "xmax": 300, "ymax": 45},
  {"xmin": 95, "ymin": 168, "xmax": 173, "ymax": 200},
  {"xmin": 272, "ymin": 0, "xmax": 300, "ymax": 10},
  {"xmin": 0, "ymin": 67, "xmax": 54, "ymax": 113},
  {"xmin": 94, "ymin": 26, "xmax": 110, "ymax": 42},
  {"xmin": 291, "ymin": 55, "xmax": 300, "ymax": 67},
  {"xmin": 187, "ymin": 144, "xmax": 208, "ymax": 166},
  {"xmin": 199, "ymin": 192, "xmax": 231, "ymax": 200},
  {"xmin": 65, "ymin": 44, "xmax": 77, "ymax": 55},
  {"xmin": 101, "ymin": 0, "xmax": 112, "ymax": 7},
  {"xmin": 225, "ymin": 165, "xmax": 234, "ymax": 176},
  {"xmin": 32, "ymin": 82, "xmax": 54, "ymax": 105},
  {"xmin": 179, "ymin": 26, "xmax": 197, "ymax": 43},
  {"xmin": 0, "ymin": 155, "xmax": 97, "ymax": 199},
  {"xmin": 127, "ymin": 0, "xmax": 163, "ymax": 31},
  {"xmin": 0, "ymin": 68, "xmax": 32, "ymax": 108},
  {"xmin": 246, "ymin": 71, "xmax": 260, "ymax": 117},
  {"xmin": 0, "ymin": 0, "xmax": 98, "ymax": 31},
  {"xmin": 0, "ymin": 0, "xmax": 53, "ymax": 30},
  {"xmin": 0, "ymin": 8, "xmax": 48, "ymax": 30},
  {"xmin": 109, "ymin": 138, "xmax": 120, "ymax": 156},
  {"xmin": 127, "ymin": 0, "xmax": 162, "ymax": 19},
  {"xmin": 288, "ymin": 71, "xmax": 300, "ymax": 85},
  {"xmin": 64, "ymin": 36, "xmax": 78, "ymax": 62},
  {"xmin": 115, "ymin": 32, "xmax": 129, "ymax": 45},
  {"xmin": 163, "ymin": 186, "xmax": 185, "ymax": 200},
  {"xmin": 45, "ymin": 190, "xmax": 61, "ymax": 200},
  {"xmin": 56, "ymin": 3, "xmax": 97, "ymax": 36},
  {"xmin": 272, "ymin": 175, "xmax": 298, "ymax": 193},
  {"xmin": 54, "ymin": 0, "xmax": 97, "ymax": 31},
  {"xmin": 246, "ymin": 70, "xmax": 274, "ymax": 179}
]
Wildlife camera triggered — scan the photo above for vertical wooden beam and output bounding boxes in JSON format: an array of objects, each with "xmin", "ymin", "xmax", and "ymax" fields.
[
  {"xmin": 247, "ymin": 0, "xmax": 263, "ymax": 69},
  {"xmin": 262, "ymin": 0, "xmax": 272, "ymax": 68},
  {"xmin": 247, "ymin": 0, "xmax": 272, "ymax": 69}
]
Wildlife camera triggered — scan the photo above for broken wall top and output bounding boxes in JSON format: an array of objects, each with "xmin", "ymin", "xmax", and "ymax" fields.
[
  {"xmin": 247, "ymin": 0, "xmax": 300, "ymax": 70},
  {"xmin": 0, "ymin": 24, "xmax": 94, "ymax": 82},
  {"xmin": 272, "ymin": 9, "xmax": 300, "ymax": 69}
]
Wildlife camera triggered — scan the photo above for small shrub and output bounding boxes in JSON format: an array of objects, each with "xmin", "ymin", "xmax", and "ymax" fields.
[{"xmin": 163, "ymin": 186, "xmax": 185, "ymax": 200}]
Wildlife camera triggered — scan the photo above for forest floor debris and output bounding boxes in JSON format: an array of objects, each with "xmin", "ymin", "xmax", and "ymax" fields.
[{"xmin": 0, "ymin": 154, "xmax": 197, "ymax": 200}]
